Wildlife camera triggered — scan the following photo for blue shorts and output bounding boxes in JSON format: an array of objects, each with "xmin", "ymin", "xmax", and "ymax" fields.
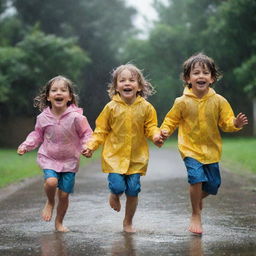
[
  {"xmin": 108, "ymin": 173, "xmax": 141, "ymax": 196},
  {"xmin": 184, "ymin": 157, "xmax": 221, "ymax": 195},
  {"xmin": 43, "ymin": 169, "xmax": 76, "ymax": 194}
]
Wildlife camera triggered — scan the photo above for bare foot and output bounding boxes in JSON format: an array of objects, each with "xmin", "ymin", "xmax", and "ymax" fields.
[
  {"xmin": 188, "ymin": 214, "xmax": 203, "ymax": 235},
  {"xmin": 109, "ymin": 193, "xmax": 121, "ymax": 212},
  {"xmin": 41, "ymin": 200, "xmax": 54, "ymax": 221},
  {"xmin": 123, "ymin": 223, "xmax": 136, "ymax": 233},
  {"xmin": 55, "ymin": 222, "xmax": 70, "ymax": 232}
]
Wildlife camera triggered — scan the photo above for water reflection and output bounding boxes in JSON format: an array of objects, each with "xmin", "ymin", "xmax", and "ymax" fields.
[
  {"xmin": 111, "ymin": 233, "xmax": 136, "ymax": 256},
  {"xmin": 188, "ymin": 235, "xmax": 203, "ymax": 256},
  {"xmin": 40, "ymin": 232, "xmax": 68, "ymax": 256}
]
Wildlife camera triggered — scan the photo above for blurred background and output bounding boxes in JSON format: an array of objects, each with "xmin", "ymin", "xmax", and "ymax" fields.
[{"xmin": 0, "ymin": 0, "xmax": 255, "ymax": 147}]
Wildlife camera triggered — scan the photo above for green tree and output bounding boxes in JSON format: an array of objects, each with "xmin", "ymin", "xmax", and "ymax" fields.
[
  {"xmin": 234, "ymin": 55, "xmax": 256, "ymax": 135},
  {"xmin": 0, "ymin": 29, "xmax": 90, "ymax": 118}
]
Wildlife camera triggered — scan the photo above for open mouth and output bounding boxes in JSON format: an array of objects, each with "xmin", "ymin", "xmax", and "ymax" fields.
[
  {"xmin": 123, "ymin": 88, "xmax": 132, "ymax": 92},
  {"xmin": 54, "ymin": 97, "xmax": 64, "ymax": 102},
  {"xmin": 197, "ymin": 81, "xmax": 206, "ymax": 85}
]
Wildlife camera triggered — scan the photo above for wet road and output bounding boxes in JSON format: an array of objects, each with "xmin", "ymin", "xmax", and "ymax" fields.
[{"xmin": 0, "ymin": 148, "xmax": 256, "ymax": 256}]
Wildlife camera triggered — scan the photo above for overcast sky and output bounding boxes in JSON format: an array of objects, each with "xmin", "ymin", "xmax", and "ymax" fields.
[{"xmin": 126, "ymin": 0, "xmax": 158, "ymax": 34}]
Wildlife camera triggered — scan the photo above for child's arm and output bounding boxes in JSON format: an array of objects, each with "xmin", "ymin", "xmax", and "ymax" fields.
[
  {"xmin": 144, "ymin": 105, "xmax": 161, "ymax": 143},
  {"xmin": 219, "ymin": 99, "xmax": 248, "ymax": 132},
  {"xmin": 75, "ymin": 115, "xmax": 93, "ymax": 146},
  {"xmin": 17, "ymin": 117, "xmax": 43, "ymax": 155},
  {"xmin": 234, "ymin": 112, "xmax": 248, "ymax": 128},
  {"xmin": 160, "ymin": 99, "xmax": 182, "ymax": 138},
  {"xmin": 82, "ymin": 105, "xmax": 111, "ymax": 153}
]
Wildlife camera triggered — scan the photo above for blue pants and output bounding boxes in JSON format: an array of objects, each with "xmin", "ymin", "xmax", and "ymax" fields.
[
  {"xmin": 43, "ymin": 169, "xmax": 76, "ymax": 193},
  {"xmin": 184, "ymin": 157, "xmax": 221, "ymax": 195},
  {"xmin": 108, "ymin": 173, "xmax": 141, "ymax": 196}
]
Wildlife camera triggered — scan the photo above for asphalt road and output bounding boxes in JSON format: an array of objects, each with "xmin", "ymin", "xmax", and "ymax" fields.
[{"xmin": 0, "ymin": 148, "xmax": 256, "ymax": 256}]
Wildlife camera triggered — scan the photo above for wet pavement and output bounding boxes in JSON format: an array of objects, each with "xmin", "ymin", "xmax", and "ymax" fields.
[{"xmin": 0, "ymin": 148, "xmax": 256, "ymax": 256}]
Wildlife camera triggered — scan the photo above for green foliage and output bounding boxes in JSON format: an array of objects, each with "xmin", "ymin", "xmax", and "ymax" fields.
[
  {"xmin": 0, "ymin": 28, "xmax": 90, "ymax": 117},
  {"xmin": 17, "ymin": 29, "xmax": 90, "ymax": 82},
  {"xmin": 0, "ymin": 47, "xmax": 25, "ymax": 102},
  {"xmin": 234, "ymin": 55, "xmax": 256, "ymax": 98},
  {"xmin": 0, "ymin": 16, "xmax": 24, "ymax": 46}
]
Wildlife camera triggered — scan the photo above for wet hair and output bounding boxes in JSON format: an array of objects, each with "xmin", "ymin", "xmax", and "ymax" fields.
[
  {"xmin": 34, "ymin": 75, "xmax": 78, "ymax": 111},
  {"xmin": 182, "ymin": 53, "xmax": 222, "ymax": 88},
  {"xmin": 107, "ymin": 63, "xmax": 156, "ymax": 99}
]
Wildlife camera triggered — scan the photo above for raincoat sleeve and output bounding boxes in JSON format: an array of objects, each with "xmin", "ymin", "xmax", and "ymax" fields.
[
  {"xmin": 85, "ymin": 105, "xmax": 111, "ymax": 151},
  {"xmin": 160, "ymin": 99, "xmax": 182, "ymax": 136},
  {"xmin": 18, "ymin": 117, "xmax": 44, "ymax": 152},
  {"xmin": 218, "ymin": 97, "xmax": 241, "ymax": 132},
  {"xmin": 144, "ymin": 105, "xmax": 160, "ymax": 140},
  {"xmin": 74, "ymin": 115, "xmax": 93, "ymax": 147}
]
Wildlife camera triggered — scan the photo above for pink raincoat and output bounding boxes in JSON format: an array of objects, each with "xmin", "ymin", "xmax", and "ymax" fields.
[{"xmin": 18, "ymin": 104, "xmax": 92, "ymax": 173}]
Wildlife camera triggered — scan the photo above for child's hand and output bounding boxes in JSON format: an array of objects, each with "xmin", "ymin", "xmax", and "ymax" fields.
[
  {"xmin": 234, "ymin": 113, "xmax": 248, "ymax": 128},
  {"xmin": 153, "ymin": 134, "xmax": 164, "ymax": 148},
  {"xmin": 81, "ymin": 148, "xmax": 93, "ymax": 158},
  {"xmin": 161, "ymin": 130, "xmax": 169, "ymax": 140},
  {"xmin": 17, "ymin": 147, "xmax": 26, "ymax": 155}
]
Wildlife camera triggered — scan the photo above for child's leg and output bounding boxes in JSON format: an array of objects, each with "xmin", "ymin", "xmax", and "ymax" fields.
[
  {"xmin": 54, "ymin": 172, "xmax": 76, "ymax": 232},
  {"xmin": 55, "ymin": 189, "xmax": 69, "ymax": 232},
  {"xmin": 109, "ymin": 193, "xmax": 121, "ymax": 212},
  {"xmin": 42, "ymin": 173, "xmax": 58, "ymax": 221},
  {"xmin": 189, "ymin": 182, "xmax": 203, "ymax": 234},
  {"xmin": 200, "ymin": 191, "xmax": 209, "ymax": 210},
  {"xmin": 123, "ymin": 173, "xmax": 141, "ymax": 233},
  {"xmin": 108, "ymin": 174, "xmax": 126, "ymax": 212},
  {"xmin": 123, "ymin": 195, "xmax": 138, "ymax": 233}
]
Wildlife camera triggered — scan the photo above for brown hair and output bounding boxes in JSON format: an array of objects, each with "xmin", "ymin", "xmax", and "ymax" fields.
[
  {"xmin": 34, "ymin": 75, "xmax": 78, "ymax": 111},
  {"xmin": 107, "ymin": 64, "xmax": 155, "ymax": 99},
  {"xmin": 182, "ymin": 53, "xmax": 222, "ymax": 88}
]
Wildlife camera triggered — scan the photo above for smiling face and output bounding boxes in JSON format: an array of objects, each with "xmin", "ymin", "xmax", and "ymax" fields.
[
  {"xmin": 187, "ymin": 62, "xmax": 214, "ymax": 98},
  {"xmin": 47, "ymin": 79, "xmax": 72, "ymax": 115},
  {"xmin": 116, "ymin": 69, "xmax": 141, "ymax": 105}
]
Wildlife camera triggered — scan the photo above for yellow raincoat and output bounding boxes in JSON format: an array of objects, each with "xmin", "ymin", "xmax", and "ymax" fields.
[
  {"xmin": 161, "ymin": 87, "xmax": 241, "ymax": 164},
  {"xmin": 86, "ymin": 94, "xmax": 159, "ymax": 175}
]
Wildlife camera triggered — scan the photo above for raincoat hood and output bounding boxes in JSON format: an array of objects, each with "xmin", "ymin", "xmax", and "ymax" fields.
[
  {"xmin": 183, "ymin": 87, "xmax": 216, "ymax": 100},
  {"xmin": 43, "ymin": 104, "xmax": 83, "ymax": 118},
  {"xmin": 112, "ymin": 94, "xmax": 144, "ymax": 105}
]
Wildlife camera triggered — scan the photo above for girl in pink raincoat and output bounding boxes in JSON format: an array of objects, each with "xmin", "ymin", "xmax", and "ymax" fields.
[{"xmin": 17, "ymin": 76, "xmax": 92, "ymax": 232}]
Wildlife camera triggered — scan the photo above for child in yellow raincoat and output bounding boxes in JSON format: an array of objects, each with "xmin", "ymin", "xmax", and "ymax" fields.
[
  {"xmin": 82, "ymin": 64, "xmax": 160, "ymax": 233},
  {"xmin": 156, "ymin": 53, "xmax": 248, "ymax": 235}
]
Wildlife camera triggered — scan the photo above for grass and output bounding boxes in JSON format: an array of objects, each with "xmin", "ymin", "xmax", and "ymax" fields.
[
  {"xmin": 163, "ymin": 137, "xmax": 256, "ymax": 175},
  {"xmin": 221, "ymin": 137, "xmax": 256, "ymax": 174},
  {"xmin": 0, "ymin": 149, "xmax": 101, "ymax": 189}
]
